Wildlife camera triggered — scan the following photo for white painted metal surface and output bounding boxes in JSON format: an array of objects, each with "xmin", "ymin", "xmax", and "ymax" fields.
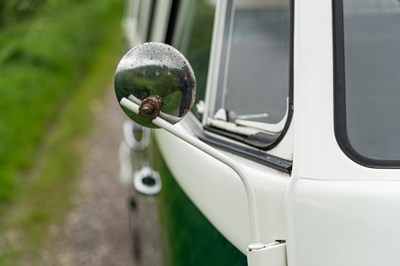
[
  {"xmin": 247, "ymin": 242, "xmax": 287, "ymax": 266},
  {"xmin": 286, "ymin": 179, "xmax": 400, "ymax": 266},
  {"xmin": 291, "ymin": 0, "xmax": 399, "ymax": 182},
  {"xmin": 133, "ymin": 166, "xmax": 162, "ymax": 196},
  {"xmin": 155, "ymin": 116, "xmax": 289, "ymax": 253},
  {"xmin": 117, "ymin": 0, "xmax": 400, "ymax": 265},
  {"xmin": 150, "ymin": 0, "xmax": 172, "ymax": 42},
  {"xmin": 286, "ymin": 0, "xmax": 400, "ymax": 265},
  {"xmin": 120, "ymin": 98, "xmax": 287, "ymax": 252}
]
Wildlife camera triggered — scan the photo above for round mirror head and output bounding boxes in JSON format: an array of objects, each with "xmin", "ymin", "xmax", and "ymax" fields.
[{"xmin": 115, "ymin": 42, "xmax": 196, "ymax": 128}]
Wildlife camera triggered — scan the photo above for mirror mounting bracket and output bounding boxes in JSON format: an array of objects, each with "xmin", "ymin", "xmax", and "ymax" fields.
[
  {"xmin": 115, "ymin": 42, "xmax": 287, "ymax": 265},
  {"xmin": 120, "ymin": 97, "xmax": 267, "ymax": 251}
]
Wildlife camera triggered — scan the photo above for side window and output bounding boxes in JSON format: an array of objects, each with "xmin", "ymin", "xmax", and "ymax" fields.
[
  {"xmin": 205, "ymin": 0, "xmax": 293, "ymax": 150},
  {"xmin": 334, "ymin": 0, "xmax": 400, "ymax": 166},
  {"xmin": 171, "ymin": 0, "xmax": 216, "ymax": 119}
]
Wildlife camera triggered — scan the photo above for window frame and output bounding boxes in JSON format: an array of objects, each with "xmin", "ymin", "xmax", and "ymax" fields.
[
  {"xmin": 333, "ymin": 0, "xmax": 400, "ymax": 169},
  {"xmin": 203, "ymin": 0, "xmax": 294, "ymax": 151}
]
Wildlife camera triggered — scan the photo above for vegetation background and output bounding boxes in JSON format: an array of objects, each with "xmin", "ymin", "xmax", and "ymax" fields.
[
  {"xmin": 0, "ymin": 1, "xmax": 246, "ymax": 265},
  {"xmin": 0, "ymin": 0, "xmax": 123, "ymax": 263}
]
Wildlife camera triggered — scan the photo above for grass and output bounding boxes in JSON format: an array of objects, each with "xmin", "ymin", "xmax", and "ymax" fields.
[
  {"xmin": 0, "ymin": 0, "xmax": 122, "ymax": 203},
  {"xmin": 0, "ymin": 0, "xmax": 123, "ymax": 263}
]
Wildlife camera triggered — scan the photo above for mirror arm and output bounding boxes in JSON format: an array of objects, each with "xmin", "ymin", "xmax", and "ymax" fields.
[{"xmin": 120, "ymin": 96, "xmax": 266, "ymax": 251}]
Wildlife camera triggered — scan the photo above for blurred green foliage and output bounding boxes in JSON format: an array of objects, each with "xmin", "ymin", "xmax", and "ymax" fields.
[
  {"xmin": 0, "ymin": 0, "xmax": 91, "ymax": 28},
  {"xmin": 0, "ymin": 0, "xmax": 121, "ymax": 202},
  {"xmin": 0, "ymin": 0, "xmax": 123, "ymax": 263},
  {"xmin": 0, "ymin": 0, "xmax": 45, "ymax": 27}
]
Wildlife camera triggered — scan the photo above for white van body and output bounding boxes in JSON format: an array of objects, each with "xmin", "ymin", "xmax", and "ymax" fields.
[{"xmin": 121, "ymin": 0, "xmax": 400, "ymax": 265}]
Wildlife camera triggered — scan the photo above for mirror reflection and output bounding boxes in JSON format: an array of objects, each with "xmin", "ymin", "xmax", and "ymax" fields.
[{"xmin": 115, "ymin": 42, "xmax": 196, "ymax": 127}]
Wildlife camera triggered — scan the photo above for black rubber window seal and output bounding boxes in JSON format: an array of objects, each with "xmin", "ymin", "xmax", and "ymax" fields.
[{"xmin": 332, "ymin": 0, "xmax": 400, "ymax": 168}]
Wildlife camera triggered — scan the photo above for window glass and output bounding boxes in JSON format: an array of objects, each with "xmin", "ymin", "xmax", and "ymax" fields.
[
  {"xmin": 172, "ymin": 0, "xmax": 215, "ymax": 119},
  {"xmin": 123, "ymin": 0, "xmax": 154, "ymax": 46},
  {"xmin": 337, "ymin": 0, "xmax": 400, "ymax": 162},
  {"xmin": 216, "ymin": 0, "xmax": 290, "ymax": 124}
]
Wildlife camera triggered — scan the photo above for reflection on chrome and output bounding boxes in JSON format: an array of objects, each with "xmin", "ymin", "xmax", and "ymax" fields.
[{"xmin": 114, "ymin": 42, "xmax": 196, "ymax": 128}]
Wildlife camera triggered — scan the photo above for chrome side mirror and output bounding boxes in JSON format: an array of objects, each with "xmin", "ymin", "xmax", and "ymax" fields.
[
  {"xmin": 115, "ymin": 42, "xmax": 196, "ymax": 127},
  {"xmin": 115, "ymin": 44, "xmax": 271, "ymax": 257}
]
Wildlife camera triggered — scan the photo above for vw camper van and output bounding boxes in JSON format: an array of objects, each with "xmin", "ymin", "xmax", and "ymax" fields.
[{"xmin": 116, "ymin": 0, "xmax": 400, "ymax": 265}]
